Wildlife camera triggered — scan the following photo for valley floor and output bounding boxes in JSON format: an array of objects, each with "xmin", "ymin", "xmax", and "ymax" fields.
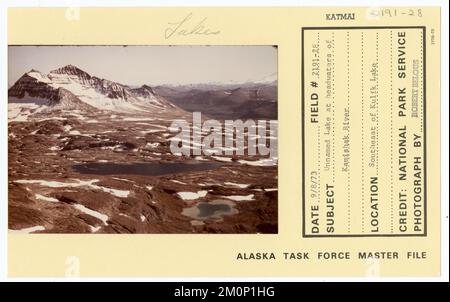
[{"xmin": 8, "ymin": 109, "xmax": 278, "ymax": 234}]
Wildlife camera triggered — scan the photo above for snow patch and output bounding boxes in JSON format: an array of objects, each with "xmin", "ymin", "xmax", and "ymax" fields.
[
  {"xmin": 8, "ymin": 101, "xmax": 45, "ymax": 122},
  {"xmin": 122, "ymin": 117, "xmax": 155, "ymax": 121},
  {"xmin": 221, "ymin": 194, "xmax": 255, "ymax": 201},
  {"xmin": 90, "ymin": 226, "xmax": 101, "ymax": 233},
  {"xmin": 37, "ymin": 117, "xmax": 67, "ymax": 122},
  {"xmin": 238, "ymin": 158, "xmax": 277, "ymax": 166},
  {"xmin": 46, "ymin": 73, "xmax": 145, "ymax": 113},
  {"xmin": 194, "ymin": 156, "xmax": 209, "ymax": 161},
  {"xmin": 9, "ymin": 225, "xmax": 45, "ymax": 234},
  {"xmin": 170, "ymin": 180, "xmax": 186, "ymax": 185},
  {"xmin": 224, "ymin": 182, "xmax": 250, "ymax": 188},
  {"xmin": 15, "ymin": 179, "xmax": 130, "ymax": 198},
  {"xmin": 140, "ymin": 129, "xmax": 164, "ymax": 134},
  {"xmin": 112, "ymin": 177, "xmax": 134, "ymax": 183},
  {"xmin": 211, "ymin": 156, "xmax": 233, "ymax": 163},
  {"xmin": 27, "ymin": 71, "xmax": 52, "ymax": 83},
  {"xmin": 69, "ymin": 130, "xmax": 81, "ymax": 135},
  {"xmin": 145, "ymin": 142, "xmax": 160, "ymax": 148},
  {"xmin": 35, "ymin": 194, "xmax": 59, "ymax": 202},
  {"xmin": 177, "ymin": 190, "xmax": 208, "ymax": 200},
  {"xmin": 73, "ymin": 204, "xmax": 108, "ymax": 225}
]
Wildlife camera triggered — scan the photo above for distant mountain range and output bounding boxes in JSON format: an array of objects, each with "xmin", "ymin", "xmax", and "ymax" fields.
[
  {"xmin": 153, "ymin": 79, "xmax": 277, "ymax": 120},
  {"xmin": 154, "ymin": 72, "xmax": 277, "ymax": 92}
]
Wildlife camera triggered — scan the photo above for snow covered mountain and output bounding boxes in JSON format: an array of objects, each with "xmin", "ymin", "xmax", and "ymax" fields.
[
  {"xmin": 153, "ymin": 72, "xmax": 277, "ymax": 92},
  {"xmin": 8, "ymin": 64, "xmax": 176, "ymax": 117},
  {"xmin": 252, "ymin": 72, "xmax": 277, "ymax": 85}
]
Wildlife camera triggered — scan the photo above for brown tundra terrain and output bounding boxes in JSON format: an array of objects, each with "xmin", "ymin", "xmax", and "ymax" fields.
[{"xmin": 8, "ymin": 65, "xmax": 278, "ymax": 234}]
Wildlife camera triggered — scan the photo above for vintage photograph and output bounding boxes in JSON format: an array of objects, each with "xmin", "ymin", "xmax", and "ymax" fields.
[{"xmin": 8, "ymin": 45, "xmax": 278, "ymax": 234}]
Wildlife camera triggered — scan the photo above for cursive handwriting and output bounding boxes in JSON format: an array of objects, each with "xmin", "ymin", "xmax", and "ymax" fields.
[{"xmin": 165, "ymin": 13, "xmax": 221, "ymax": 39}]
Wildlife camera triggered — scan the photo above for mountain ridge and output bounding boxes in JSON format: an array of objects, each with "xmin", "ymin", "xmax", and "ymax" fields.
[{"xmin": 8, "ymin": 64, "xmax": 176, "ymax": 114}]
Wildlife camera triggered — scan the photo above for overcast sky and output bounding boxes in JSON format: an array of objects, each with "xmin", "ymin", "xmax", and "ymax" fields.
[{"xmin": 8, "ymin": 46, "xmax": 277, "ymax": 86}]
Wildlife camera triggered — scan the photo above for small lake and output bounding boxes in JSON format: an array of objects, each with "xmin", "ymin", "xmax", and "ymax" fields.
[
  {"xmin": 182, "ymin": 199, "xmax": 238, "ymax": 220},
  {"xmin": 72, "ymin": 161, "xmax": 223, "ymax": 176}
]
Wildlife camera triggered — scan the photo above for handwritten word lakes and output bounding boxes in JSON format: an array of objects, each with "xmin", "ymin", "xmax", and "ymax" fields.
[{"xmin": 165, "ymin": 12, "xmax": 221, "ymax": 39}]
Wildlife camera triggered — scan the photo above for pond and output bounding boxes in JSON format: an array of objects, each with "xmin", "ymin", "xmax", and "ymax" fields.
[{"xmin": 182, "ymin": 199, "xmax": 239, "ymax": 220}]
